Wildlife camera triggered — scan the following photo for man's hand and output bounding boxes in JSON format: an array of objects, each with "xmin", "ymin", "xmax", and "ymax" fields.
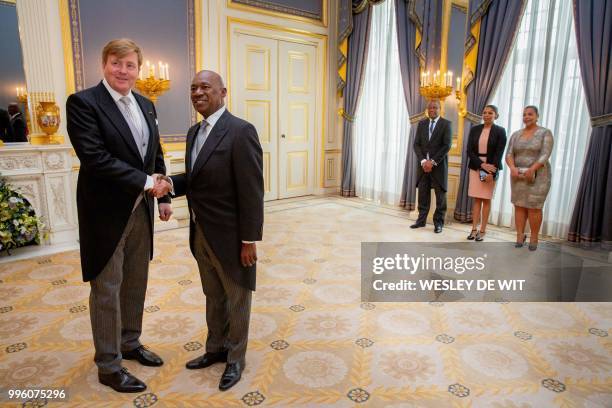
[
  {"xmin": 422, "ymin": 160, "xmax": 434, "ymax": 173},
  {"xmin": 149, "ymin": 174, "xmax": 172, "ymax": 198},
  {"xmin": 158, "ymin": 203, "xmax": 173, "ymax": 221},
  {"xmin": 241, "ymin": 243, "xmax": 257, "ymax": 267},
  {"xmin": 510, "ymin": 167, "xmax": 520, "ymax": 178}
]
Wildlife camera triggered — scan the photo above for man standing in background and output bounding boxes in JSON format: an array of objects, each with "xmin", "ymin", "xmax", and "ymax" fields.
[
  {"xmin": 411, "ymin": 99, "xmax": 452, "ymax": 233},
  {"xmin": 7, "ymin": 103, "xmax": 27, "ymax": 142}
]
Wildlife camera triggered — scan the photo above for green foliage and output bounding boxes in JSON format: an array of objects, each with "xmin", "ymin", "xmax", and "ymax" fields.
[{"xmin": 0, "ymin": 176, "xmax": 45, "ymax": 253}]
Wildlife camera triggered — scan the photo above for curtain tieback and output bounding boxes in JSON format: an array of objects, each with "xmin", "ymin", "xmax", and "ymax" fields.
[
  {"xmin": 465, "ymin": 111, "xmax": 483, "ymax": 124},
  {"xmin": 339, "ymin": 108, "xmax": 355, "ymax": 122},
  {"xmin": 591, "ymin": 113, "xmax": 612, "ymax": 128},
  {"xmin": 409, "ymin": 112, "xmax": 427, "ymax": 124}
]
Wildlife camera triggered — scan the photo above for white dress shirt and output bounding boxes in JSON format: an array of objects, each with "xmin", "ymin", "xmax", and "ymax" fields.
[
  {"xmin": 191, "ymin": 105, "xmax": 226, "ymax": 168},
  {"xmin": 102, "ymin": 79, "xmax": 154, "ymax": 191},
  {"xmin": 421, "ymin": 116, "xmax": 440, "ymax": 167}
]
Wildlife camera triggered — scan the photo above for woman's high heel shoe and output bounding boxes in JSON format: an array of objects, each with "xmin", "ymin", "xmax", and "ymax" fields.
[
  {"xmin": 515, "ymin": 234, "xmax": 527, "ymax": 248},
  {"xmin": 467, "ymin": 229, "xmax": 478, "ymax": 240},
  {"xmin": 475, "ymin": 230, "xmax": 485, "ymax": 241}
]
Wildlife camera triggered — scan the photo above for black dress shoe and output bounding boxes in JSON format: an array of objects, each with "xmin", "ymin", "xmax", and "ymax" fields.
[
  {"xmin": 122, "ymin": 345, "xmax": 163, "ymax": 367},
  {"xmin": 186, "ymin": 351, "xmax": 228, "ymax": 369},
  {"xmin": 219, "ymin": 362, "xmax": 243, "ymax": 391},
  {"xmin": 410, "ymin": 222, "xmax": 426, "ymax": 229},
  {"xmin": 98, "ymin": 367, "xmax": 146, "ymax": 393},
  {"xmin": 434, "ymin": 224, "xmax": 443, "ymax": 233}
]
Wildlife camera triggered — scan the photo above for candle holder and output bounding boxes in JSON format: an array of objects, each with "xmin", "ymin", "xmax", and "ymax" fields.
[
  {"xmin": 135, "ymin": 76, "xmax": 171, "ymax": 103},
  {"xmin": 419, "ymin": 70, "xmax": 454, "ymax": 101},
  {"xmin": 135, "ymin": 60, "xmax": 171, "ymax": 103},
  {"xmin": 16, "ymin": 88, "xmax": 32, "ymax": 137},
  {"xmin": 420, "ymin": 83, "xmax": 453, "ymax": 101}
]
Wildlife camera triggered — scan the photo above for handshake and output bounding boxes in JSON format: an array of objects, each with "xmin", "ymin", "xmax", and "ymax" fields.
[{"xmin": 149, "ymin": 174, "xmax": 173, "ymax": 198}]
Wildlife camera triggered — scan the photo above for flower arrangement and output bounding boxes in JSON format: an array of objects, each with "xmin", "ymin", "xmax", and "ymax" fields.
[{"xmin": 0, "ymin": 176, "xmax": 44, "ymax": 254}]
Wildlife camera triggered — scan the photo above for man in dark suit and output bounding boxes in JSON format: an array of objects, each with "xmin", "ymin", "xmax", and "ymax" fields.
[
  {"xmin": 7, "ymin": 103, "xmax": 27, "ymax": 142},
  {"xmin": 153, "ymin": 70, "xmax": 264, "ymax": 391},
  {"xmin": 411, "ymin": 99, "xmax": 452, "ymax": 233},
  {"xmin": 0, "ymin": 108, "xmax": 14, "ymax": 142},
  {"xmin": 66, "ymin": 38, "xmax": 172, "ymax": 393}
]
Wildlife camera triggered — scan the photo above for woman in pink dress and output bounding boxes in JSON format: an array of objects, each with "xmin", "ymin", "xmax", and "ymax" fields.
[{"xmin": 466, "ymin": 105, "xmax": 507, "ymax": 241}]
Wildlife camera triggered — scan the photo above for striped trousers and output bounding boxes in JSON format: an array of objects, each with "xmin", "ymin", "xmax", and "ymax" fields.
[
  {"xmin": 193, "ymin": 222, "xmax": 252, "ymax": 365},
  {"xmin": 89, "ymin": 200, "xmax": 150, "ymax": 374}
]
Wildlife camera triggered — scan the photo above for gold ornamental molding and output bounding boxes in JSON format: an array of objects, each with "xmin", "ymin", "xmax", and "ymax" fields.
[
  {"xmin": 409, "ymin": 112, "xmax": 427, "ymax": 124},
  {"xmin": 591, "ymin": 113, "xmax": 612, "ymax": 128},
  {"xmin": 227, "ymin": 0, "xmax": 328, "ymax": 28}
]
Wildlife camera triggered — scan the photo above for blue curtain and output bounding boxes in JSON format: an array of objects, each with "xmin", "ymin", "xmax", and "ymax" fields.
[
  {"xmin": 568, "ymin": 0, "xmax": 612, "ymax": 248},
  {"xmin": 340, "ymin": 2, "xmax": 372, "ymax": 197},
  {"xmin": 396, "ymin": 0, "xmax": 439, "ymax": 210}
]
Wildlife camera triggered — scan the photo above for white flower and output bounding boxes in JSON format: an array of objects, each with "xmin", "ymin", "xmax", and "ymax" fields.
[{"xmin": 8, "ymin": 197, "xmax": 18, "ymax": 204}]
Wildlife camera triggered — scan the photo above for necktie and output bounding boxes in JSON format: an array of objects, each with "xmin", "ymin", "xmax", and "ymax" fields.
[
  {"xmin": 119, "ymin": 96, "xmax": 145, "ymax": 158},
  {"xmin": 429, "ymin": 119, "xmax": 435, "ymax": 141},
  {"xmin": 191, "ymin": 119, "xmax": 210, "ymax": 170}
]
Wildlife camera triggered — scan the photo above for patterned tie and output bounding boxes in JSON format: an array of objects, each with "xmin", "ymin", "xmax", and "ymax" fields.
[
  {"xmin": 429, "ymin": 119, "xmax": 435, "ymax": 141},
  {"xmin": 119, "ymin": 96, "xmax": 145, "ymax": 158},
  {"xmin": 191, "ymin": 119, "xmax": 210, "ymax": 170}
]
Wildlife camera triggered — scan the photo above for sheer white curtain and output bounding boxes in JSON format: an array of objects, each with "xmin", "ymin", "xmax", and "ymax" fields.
[
  {"xmin": 489, "ymin": 0, "xmax": 591, "ymax": 238},
  {"xmin": 353, "ymin": 0, "xmax": 410, "ymax": 205}
]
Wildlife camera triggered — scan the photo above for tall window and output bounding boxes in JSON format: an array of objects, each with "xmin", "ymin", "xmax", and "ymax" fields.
[
  {"xmin": 353, "ymin": 0, "xmax": 410, "ymax": 205},
  {"xmin": 489, "ymin": 0, "xmax": 591, "ymax": 238}
]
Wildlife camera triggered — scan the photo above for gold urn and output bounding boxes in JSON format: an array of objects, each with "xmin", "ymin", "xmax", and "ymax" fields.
[
  {"xmin": 36, "ymin": 101, "xmax": 61, "ymax": 136},
  {"xmin": 31, "ymin": 100, "xmax": 64, "ymax": 144}
]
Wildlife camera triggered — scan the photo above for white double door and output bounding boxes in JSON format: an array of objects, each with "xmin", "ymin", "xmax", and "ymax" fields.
[{"xmin": 231, "ymin": 32, "xmax": 316, "ymax": 201}]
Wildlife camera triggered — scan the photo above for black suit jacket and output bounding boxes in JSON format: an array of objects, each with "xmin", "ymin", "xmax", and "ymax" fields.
[
  {"xmin": 0, "ymin": 109, "xmax": 14, "ymax": 142},
  {"xmin": 413, "ymin": 117, "xmax": 452, "ymax": 191},
  {"xmin": 467, "ymin": 124, "xmax": 507, "ymax": 172},
  {"xmin": 9, "ymin": 112, "xmax": 27, "ymax": 143},
  {"xmin": 66, "ymin": 81, "xmax": 169, "ymax": 282},
  {"xmin": 171, "ymin": 109, "xmax": 264, "ymax": 291}
]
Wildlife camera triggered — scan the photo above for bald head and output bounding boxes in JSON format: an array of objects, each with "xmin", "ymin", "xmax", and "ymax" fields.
[
  {"xmin": 195, "ymin": 70, "xmax": 225, "ymax": 88},
  {"xmin": 191, "ymin": 70, "xmax": 227, "ymax": 117}
]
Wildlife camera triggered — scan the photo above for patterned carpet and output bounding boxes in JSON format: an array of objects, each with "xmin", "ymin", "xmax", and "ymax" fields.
[{"xmin": 0, "ymin": 197, "xmax": 611, "ymax": 407}]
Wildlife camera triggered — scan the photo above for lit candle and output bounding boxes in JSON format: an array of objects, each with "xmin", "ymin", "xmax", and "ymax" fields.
[
  {"xmin": 456, "ymin": 77, "xmax": 461, "ymax": 90},
  {"xmin": 139, "ymin": 67, "xmax": 143, "ymax": 80},
  {"xmin": 166, "ymin": 63, "xmax": 170, "ymax": 81},
  {"xmin": 16, "ymin": 87, "xmax": 19, "ymax": 97},
  {"xmin": 145, "ymin": 61, "xmax": 150, "ymax": 78},
  {"xmin": 151, "ymin": 64, "xmax": 156, "ymax": 78},
  {"xmin": 443, "ymin": 73, "xmax": 447, "ymax": 87},
  {"xmin": 158, "ymin": 61, "xmax": 163, "ymax": 80},
  {"xmin": 448, "ymin": 71, "xmax": 453, "ymax": 87}
]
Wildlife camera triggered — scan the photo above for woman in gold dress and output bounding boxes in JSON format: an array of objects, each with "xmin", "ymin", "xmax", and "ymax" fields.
[{"xmin": 505, "ymin": 106, "xmax": 554, "ymax": 250}]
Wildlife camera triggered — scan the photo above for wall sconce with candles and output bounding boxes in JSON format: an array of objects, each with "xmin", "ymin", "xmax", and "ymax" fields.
[
  {"xmin": 135, "ymin": 60, "xmax": 171, "ymax": 103},
  {"xmin": 419, "ymin": 70, "xmax": 456, "ymax": 101},
  {"xmin": 15, "ymin": 87, "xmax": 32, "ymax": 136}
]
